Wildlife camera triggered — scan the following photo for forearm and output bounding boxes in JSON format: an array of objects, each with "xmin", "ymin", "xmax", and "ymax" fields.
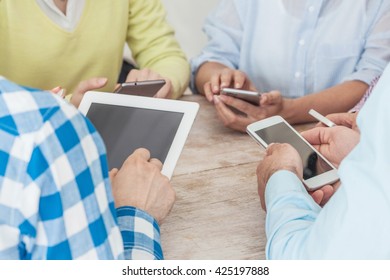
[
  {"xmin": 281, "ymin": 80, "xmax": 368, "ymax": 124},
  {"xmin": 265, "ymin": 171, "xmax": 322, "ymax": 259},
  {"xmin": 195, "ymin": 61, "xmax": 229, "ymax": 94},
  {"xmin": 116, "ymin": 206, "xmax": 163, "ymax": 260}
]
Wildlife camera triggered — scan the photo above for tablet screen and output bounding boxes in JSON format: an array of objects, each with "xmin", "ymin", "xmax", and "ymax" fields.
[
  {"xmin": 254, "ymin": 122, "xmax": 333, "ymax": 180},
  {"xmin": 87, "ymin": 103, "xmax": 184, "ymax": 169}
]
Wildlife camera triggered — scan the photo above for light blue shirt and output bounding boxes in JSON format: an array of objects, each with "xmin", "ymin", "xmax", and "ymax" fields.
[
  {"xmin": 265, "ymin": 62, "xmax": 390, "ymax": 259},
  {"xmin": 191, "ymin": 0, "xmax": 390, "ymax": 98}
]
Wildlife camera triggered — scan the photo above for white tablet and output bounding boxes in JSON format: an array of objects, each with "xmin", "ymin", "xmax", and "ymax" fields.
[{"xmin": 79, "ymin": 91, "xmax": 199, "ymax": 179}]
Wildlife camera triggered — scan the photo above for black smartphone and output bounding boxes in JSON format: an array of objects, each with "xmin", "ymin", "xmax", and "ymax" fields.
[{"xmin": 114, "ymin": 79, "xmax": 166, "ymax": 97}]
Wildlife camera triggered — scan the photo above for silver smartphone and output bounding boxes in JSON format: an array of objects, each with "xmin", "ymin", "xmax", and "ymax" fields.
[
  {"xmin": 246, "ymin": 116, "xmax": 339, "ymax": 191},
  {"xmin": 221, "ymin": 88, "xmax": 261, "ymax": 105},
  {"xmin": 308, "ymin": 109, "xmax": 336, "ymax": 127},
  {"xmin": 114, "ymin": 79, "xmax": 166, "ymax": 97}
]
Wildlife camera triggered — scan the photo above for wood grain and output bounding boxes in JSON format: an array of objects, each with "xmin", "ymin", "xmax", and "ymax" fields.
[{"xmin": 161, "ymin": 94, "xmax": 315, "ymax": 259}]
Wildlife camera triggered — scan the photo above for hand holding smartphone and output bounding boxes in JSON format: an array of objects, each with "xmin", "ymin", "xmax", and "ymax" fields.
[
  {"xmin": 246, "ymin": 116, "xmax": 339, "ymax": 191},
  {"xmin": 220, "ymin": 88, "xmax": 261, "ymax": 105},
  {"xmin": 114, "ymin": 79, "xmax": 166, "ymax": 97}
]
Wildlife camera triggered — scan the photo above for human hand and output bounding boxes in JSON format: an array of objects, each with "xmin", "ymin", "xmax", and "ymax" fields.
[
  {"xmin": 110, "ymin": 148, "xmax": 175, "ymax": 224},
  {"xmin": 50, "ymin": 86, "xmax": 66, "ymax": 98},
  {"xmin": 203, "ymin": 68, "xmax": 256, "ymax": 102},
  {"xmin": 301, "ymin": 126, "xmax": 360, "ymax": 168},
  {"xmin": 309, "ymin": 181, "xmax": 341, "ymax": 207},
  {"xmin": 126, "ymin": 68, "xmax": 173, "ymax": 99},
  {"xmin": 212, "ymin": 90, "xmax": 286, "ymax": 132},
  {"xmin": 70, "ymin": 77, "xmax": 108, "ymax": 108},
  {"xmin": 317, "ymin": 112, "xmax": 359, "ymax": 132},
  {"xmin": 256, "ymin": 143, "xmax": 303, "ymax": 211}
]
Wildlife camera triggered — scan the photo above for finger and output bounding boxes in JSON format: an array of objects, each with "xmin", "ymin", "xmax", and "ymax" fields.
[
  {"xmin": 155, "ymin": 79, "xmax": 172, "ymax": 99},
  {"xmin": 114, "ymin": 83, "xmax": 121, "ymax": 92},
  {"xmin": 74, "ymin": 77, "xmax": 108, "ymax": 95},
  {"xmin": 266, "ymin": 143, "xmax": 282, "ymax": 155},
  {"xmin": 260, "ymin": 91, "xmax": 282, "ymax": 106},
  {"xmin": 214, "ymin": 95, "xmax": 250, "ymax": 132},
  {"xmin": 203, "ymin": 82, "xmax": 214, "ymax": 102},
  {"xmin": 325, "ymin": 113, "xmax": 355, "ymax": 128},
  {"xmin": 232, "ymin": 70, "xmax": 247, "ymax": 89},
  {"xmin": 132, "ymin": 148, "xmax": 151, "ymax": 161},
  {"xmin": 210, "ymin": 74, "xmax": 222, "ymax": 94},
  {"xmin": 126, "ymin": 69, "xmax": 140, "ymax": 82},
  {"xmin": 109, "ymin": 168, "xmax": 119, "ymax": 180},
  {"xmin": 136, "ymin": 68, "xmax": 161, "ymax": 81},
  {"xmin": 51, "ymin": 86, "xmax": 62, "ymax": 94},
  {"xmin": 310, "ymin": 189, "xmax": 324, "ymax": 205},
  {"xmin": 213, "ymin": 95, "xmax": 237, "ymax": 124},
  {"xmin": 300, "ymin": 127, "xmax": 328, "ymax": 146},
  {"xmin": 220, "ymin": 69, "xmax": 234, "ymax": 88},
  {"xmin": 136, "ymin": 69, "xmax": 153, "ymax": 81},
  {"xmin": 149, "ymin": 158, "xmax": 163, "ymax": 170},
  {"xmin": 219, "ymin": 94, "xmax": 255, "ymax": 114},
  {"xmin": 318, "ymin": 184, "xmax": 335, "ymax": 206}
]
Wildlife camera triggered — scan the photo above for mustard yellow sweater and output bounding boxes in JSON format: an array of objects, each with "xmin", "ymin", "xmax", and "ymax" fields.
[{"xmin": 0, "ymin": 0, "xmax": 189, "ymax": 99}]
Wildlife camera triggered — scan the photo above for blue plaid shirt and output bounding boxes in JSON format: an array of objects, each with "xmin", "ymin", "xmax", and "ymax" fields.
[{"xmin": 0, "ymin": 77, "xmax": 163, "ymax": 260}]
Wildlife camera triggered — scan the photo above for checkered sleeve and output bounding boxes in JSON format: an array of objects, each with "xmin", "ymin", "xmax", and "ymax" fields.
[
  {"xmin": 0, "ymin": 77, "xmax": 124, "ymax": 259},
  {"xmin": 0, "ymin": 77, "xmax": 163, "ymax": 260},
  {"xmin": 116, "ymin": 206, "xmax": 163, "ymax": 260},
  {"xmin": 22, "ymin": 101, "xmax": 125, "ymax": 259}
]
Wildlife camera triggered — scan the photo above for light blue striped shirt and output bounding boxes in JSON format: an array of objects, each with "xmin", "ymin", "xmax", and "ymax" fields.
[
  {"xmin": 191, "ymin": 0, "xmax": 390, "ymax": 98},
  {"xmin": 264, "ymin": 62, "xmax": 390, "ymax": 259}
]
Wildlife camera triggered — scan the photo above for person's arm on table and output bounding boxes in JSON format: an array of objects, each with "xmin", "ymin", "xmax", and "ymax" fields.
[{"xmin": 257, "ymin": 142, "xmax": 387, "ymax": 259}]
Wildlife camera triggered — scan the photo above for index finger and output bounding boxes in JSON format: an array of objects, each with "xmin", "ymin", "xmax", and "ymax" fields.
[
  {"xmin": 325, "ymin": 112, "xmax": 356, "ymax": 128},
  {"xmin": 149, "ymin": 158, "xmax": 163, "ymax": 170},
  {"xmin": 132, "ymin": 148, "xmax": 151, "ymax": 161}
]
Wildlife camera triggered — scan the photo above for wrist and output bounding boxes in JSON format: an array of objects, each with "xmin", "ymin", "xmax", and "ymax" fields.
[{"xmin": 279, "ymin": 98, "xmax": 296, "ymax": 123}]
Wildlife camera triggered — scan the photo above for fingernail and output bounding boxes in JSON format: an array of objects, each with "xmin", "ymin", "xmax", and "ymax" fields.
[
  {"xmin": 213, "ymin": 95, "xmax": 220, "ymax": 104},
  {"xmin": 98, "ymin": 77, "xmax": 108, "ymax": 85},
  {"xmin": 235, "ymin": 83, "xmax": 241, "ymax": 88},
  {"xmin": 213, "ymin": 85, "xmax": 219, "ymax": 93}
]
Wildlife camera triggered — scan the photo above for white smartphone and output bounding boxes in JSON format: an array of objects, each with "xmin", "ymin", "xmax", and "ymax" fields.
[
  {"xmin": 114, "ymin": 79, "xmax": 166, "ymax": 97},
  {"xmin": 246, "ymin": 116, "xmax": 339, "ymax": 191},
  {"xmin": 220, "ymin": 88, "xmax": 261, "ymax": 105},
  {"xmin": 308, "ymin": 109, "xmax": 335, "ymax": 127}
]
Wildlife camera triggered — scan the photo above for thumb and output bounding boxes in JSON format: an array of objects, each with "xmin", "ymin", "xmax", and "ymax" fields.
[
  {"xmin": 74, "ymin": 77, "xmax": 108, "ymax": 95},
  {"xmin": 71, "ymin": 77, "xmax": 108, "ymax": 108},
  {"xmin": 260, "ymin": 90, "xmax": 281, "ymax": 106}
]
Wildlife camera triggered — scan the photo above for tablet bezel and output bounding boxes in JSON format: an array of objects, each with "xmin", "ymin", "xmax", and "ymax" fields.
[{"xmin": 79, "ymin": 91, "xmax": 199, "ymax": 179}]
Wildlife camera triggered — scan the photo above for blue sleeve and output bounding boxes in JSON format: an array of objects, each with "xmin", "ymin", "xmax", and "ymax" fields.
[
  {"xmin": 116, "ymin": 206, "xmax": 163, "ymax": 260},
  {"xmin": 264, "ymin": 170, "xmax": 322, "ymax": 259}
]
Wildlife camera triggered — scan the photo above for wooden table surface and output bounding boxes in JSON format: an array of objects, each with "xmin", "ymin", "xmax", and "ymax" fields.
[{"xmin": 161, "ymin": 94, "xmax": 313, "ymax": 260}]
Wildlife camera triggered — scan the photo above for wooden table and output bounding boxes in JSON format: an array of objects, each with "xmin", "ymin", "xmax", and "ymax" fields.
[{"xmin": 161, "ymin": 94, "xmax": 312, "ymax": 260}]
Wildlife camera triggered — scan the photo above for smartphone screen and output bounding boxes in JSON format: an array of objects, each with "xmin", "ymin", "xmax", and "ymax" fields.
[{"xmin": 254, "ymin": 122, "xmax": 333, "ymax": 180}]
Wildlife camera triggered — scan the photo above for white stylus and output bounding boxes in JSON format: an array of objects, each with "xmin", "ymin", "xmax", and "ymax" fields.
[{"xmin": 309, "ymin": 109, "xmax": 336, "ymax": 127}]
